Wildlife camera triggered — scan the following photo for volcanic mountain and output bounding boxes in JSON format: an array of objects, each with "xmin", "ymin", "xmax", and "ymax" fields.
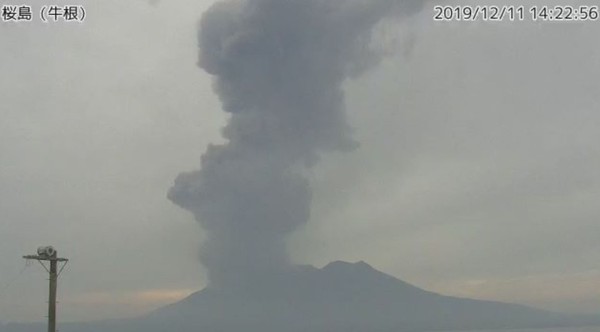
[
  {"xmin": 100, "ymin": 262, "xmax": 600, "ymax": 331},
  {"xmin": 4, "ymin": 261, "xmax": 598, "ymax": 332}
]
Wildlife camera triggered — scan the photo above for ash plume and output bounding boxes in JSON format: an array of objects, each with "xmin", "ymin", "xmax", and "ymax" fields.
[{"xmin": 168, "ymin": 0, "xmax": 422, "ymax": 290}]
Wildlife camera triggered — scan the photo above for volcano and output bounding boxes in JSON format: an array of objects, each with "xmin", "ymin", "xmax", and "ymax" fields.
[
  {"xmin": 117, "ymin": 261, "xmax": 596, "ymax": 332},
  {"xmin": 4, "ymin": 261, "xmax": 599, "ymax": 332}
]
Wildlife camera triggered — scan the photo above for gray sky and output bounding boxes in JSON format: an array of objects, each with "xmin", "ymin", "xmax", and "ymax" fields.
[{"xmin": 1, "ymin": 0, "xmax": 600, "ymax": 323}]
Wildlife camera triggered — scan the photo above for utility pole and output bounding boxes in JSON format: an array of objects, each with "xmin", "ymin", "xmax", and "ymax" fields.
[{"xmin": 23, "ymin": 246, "xmax": 68, "ymax": 332}]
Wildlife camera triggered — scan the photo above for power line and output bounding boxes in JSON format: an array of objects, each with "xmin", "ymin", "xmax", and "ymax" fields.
[{"xmin": 0, "ymin": 260, "xmax": 31, "ymax": 299}]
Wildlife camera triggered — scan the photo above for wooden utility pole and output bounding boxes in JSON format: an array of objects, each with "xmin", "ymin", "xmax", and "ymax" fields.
[{"xmin": 24, "ymin": 246, "xmax": 68, "ymax": 332}]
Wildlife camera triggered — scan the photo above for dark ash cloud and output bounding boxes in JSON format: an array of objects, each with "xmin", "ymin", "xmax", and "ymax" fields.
[{"xmin": 168, "ymin": 0, "xmax": 423, "ymax": 290}]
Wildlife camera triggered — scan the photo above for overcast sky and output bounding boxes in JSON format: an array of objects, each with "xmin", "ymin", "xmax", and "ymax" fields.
[{"xmin": 1, "ymin": 0, "xmax": 599, "ymax": 323}]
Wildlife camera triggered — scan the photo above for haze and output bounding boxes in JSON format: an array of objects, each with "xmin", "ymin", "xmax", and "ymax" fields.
[{"xmin": 1, "ymin": 0, "xmax": 599, "ymax": 324}]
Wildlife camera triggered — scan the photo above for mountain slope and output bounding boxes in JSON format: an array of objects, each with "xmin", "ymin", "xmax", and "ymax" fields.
[
  {"xmin": 4, "ymin": 261, "xmax": 598, "ymax": 332},
  {"xmin": 138, "ymin": 261, "xmax": 595, "ymax": 332}
]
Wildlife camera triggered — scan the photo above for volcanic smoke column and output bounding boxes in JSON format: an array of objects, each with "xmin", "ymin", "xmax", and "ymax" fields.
[{"xmin": 169, "ymin": 0, "xmax": 422, "ymax": 289}]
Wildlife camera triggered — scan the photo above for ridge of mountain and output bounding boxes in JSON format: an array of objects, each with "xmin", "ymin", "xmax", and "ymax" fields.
[
  {"xmin": 3, "ymin": 261, "xmax": 599, "ymax": 332},
  {"xmin": 139, "ymin": 261, "xmax": 597, "ymax": 332}
]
